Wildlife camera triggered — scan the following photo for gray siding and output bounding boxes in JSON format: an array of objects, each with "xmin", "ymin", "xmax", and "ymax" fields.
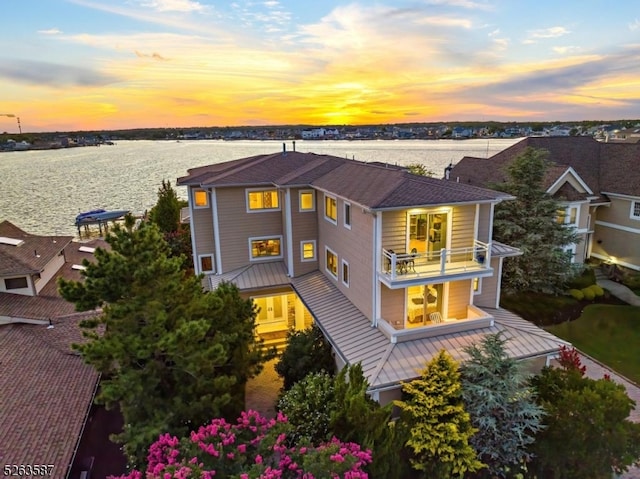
[
  {"xmin": 447, "ymin": 279, "xmax": 471, "ymax": 319},
  {"xmin": 592, "ymin": 197, "xmax": 640, "ymax": 269},
  {"xmin": 290, "ymin": 188, "xmax": 319, "ymax": 276},
  {"xmin": 318, "ymin": 197, "xmax": 374, "ymax": 318},
  {"xmin": 380, "ymin": 285, "xmax": 405, "ymax": 327},
  {"xmin": 191, "ymin": 189, "xmax": 215, "ymax": 261},
  {"xmin": 450, "ymin": 205, "xmax": 475, "ymax": 250},
  {"xmin": 217, "ymin": 187, "xmax": 284, "ymax": 272}
]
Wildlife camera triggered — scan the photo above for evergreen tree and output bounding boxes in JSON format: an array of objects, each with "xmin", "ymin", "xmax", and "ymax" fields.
[
  {"xmin": 275, "ymin": 324, "xmax": 335, "ymax": 390},
  {"xmin": 396, "ymin": 350, "xmax": 484, "ymax": 478},
  {"xmin": 460, "ymin": 333, "xmax": 545, "ymax": 477},
  {"xmin": 492, "ymin": 147, "xmax": 579, "ymax": 294},
  {"xmin": 148, "ymin": 179, "xmax": 182, "ymax": 233},
  {"xmin": 527, "ymin": 352, "xmax": 640, "ymax": 478},
  {"xmin": 58, "ymin": 217, "xmax": 270, "ymax": 466}
]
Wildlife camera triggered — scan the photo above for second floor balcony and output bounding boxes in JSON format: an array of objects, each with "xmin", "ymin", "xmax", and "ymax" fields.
[{"xmin": 379, "ymin": 240, "xmax": 492, "ymax": 288}]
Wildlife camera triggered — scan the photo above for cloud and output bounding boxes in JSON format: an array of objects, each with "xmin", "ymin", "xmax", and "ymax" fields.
[
  {"xmin": 553, "ymin": 45, "xmax": 581, "ymax": 55},
  {"xmin": 0, "ymin": 59, "xmax": 120, "ymax": 87},
  {"xmin": 524, "ymin": 26, "xmax": 571, "ymax": 44},
  {"xmin": 414, "ymin": 15, "xmax": 473, "ymax": 29},
  {"xmin": 135, "ymin": 50, "xmax": 169, "ymax": 61},
  {"xmin": 630, "ymin": 19, "xmax": 640, "ymax": 31},
  {"xmin": 38, "ymin": 28, "xmax": 62, "ymax": 35},
  {"xmin": 138, "ymin": 0, "xmax": 207, "ymax": 13},
  {"xmin": 422, "ymin": 0, "xmax": 493, "ymax": 10}
]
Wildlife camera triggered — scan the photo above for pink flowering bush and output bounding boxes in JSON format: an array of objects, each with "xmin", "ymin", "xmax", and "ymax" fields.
[{"xmin": 111, "ymin": 410, "xmax": 371, "ymax": 479}]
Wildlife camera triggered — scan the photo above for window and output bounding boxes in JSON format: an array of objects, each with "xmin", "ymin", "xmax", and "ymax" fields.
[
  {"xmin": 342, "ymin": 259, "xmax": 350, "ymax": 287},
  {"xmin": 249, "ymin": 237, "xmax": 282, "ymax": 259},
  {"xmin": 199, "ymin": 254, "xmax": 214, "ymax": 273},
  {"xmin": 193, "ymin": 189, "xmax": 209, "ymax": 208},
  {"xmin": 556, "ymin": 206, "xmax": 577, "ymax": 226},
  {"xmin": 5, "ymin": 277, "xmax": 28, "ymax": 290},
  {"xmin": 247, "ymin": 189, "xmax": 280, "ymax": 211},
  {"xmin": 472, "ymin": 277, "xmax": 481, "ymax": 295},
  {"xmin": 631, "ymin": 201, "xmax": 640, "ymax": 220},
  {"xmin": 325, "ymin": 194, "xmax": 337, "ymax": 223},
  {"xmin": 299, "ymin": 190, "xmax": 315, "ymax": 212},
  {"xmin": 343, "ymin": 202, "xmax": 351, "ymax": 229},
  {"xmin": 325, "ymin": 247, "xmax": 338, "ymax": 278},
  {"xmin": 301, "ymin": 240, "xmax": 316, "ymax": 261}
]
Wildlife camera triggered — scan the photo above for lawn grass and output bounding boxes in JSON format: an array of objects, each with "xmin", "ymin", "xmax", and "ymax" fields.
[{"xmin": 546, "ymin": 304, "xmax": 640, "ymax": 384}]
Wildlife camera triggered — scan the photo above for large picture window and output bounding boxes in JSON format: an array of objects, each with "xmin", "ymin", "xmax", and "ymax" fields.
[
  {"xmin": 247, "ymin": 189, "xmax": 280, "ymax": 212},
  {"xmin": 325, "ymin": 247, "xmax": 338, "ymax": 278},
  {"xmin": 250, "ymin": 237, "xmax": 282, "ymax": 260},
  {"xmin": 325, "ymin": 194, "xmax": 337, "ymax": 223}
]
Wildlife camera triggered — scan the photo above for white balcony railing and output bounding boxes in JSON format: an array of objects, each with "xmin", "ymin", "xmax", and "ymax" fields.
[{"xmin": 381, "ymin": 240, "xmax": 491, "ymax": 282}]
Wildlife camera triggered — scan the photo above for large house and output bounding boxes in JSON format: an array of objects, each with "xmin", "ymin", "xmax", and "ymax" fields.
[
  {"xmin": 177, "ymin": 146, "xmax": 568, "ymax": 403},
  {"xmin": 0, "ymin": 220, "xmax": 108, "ymax": 479},
  {"xmin": 450, "ymin": 136, "xmax": 640, "ymax": 272}
]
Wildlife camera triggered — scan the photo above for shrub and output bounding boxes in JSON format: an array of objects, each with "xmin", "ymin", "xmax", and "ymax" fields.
[
  {"xmin": 582, "ymin": 287, "xmax": 595, "ymax": 301},
  {"xmin": 588, "ymin": 284, "xmax": 604, "ymax": 297},
  {"xmin": 276, "ymin": 325, "xmax": 335, "ymax": 391},
  {"xmin": 567, "ymin": 267, "xmax": 596, "ymax": 289},
  {"xmin": 569, "ymin": 289, "xmax": 584, "ymax": 300}
]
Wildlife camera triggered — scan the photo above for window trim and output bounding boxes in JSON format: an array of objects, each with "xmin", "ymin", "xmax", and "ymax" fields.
[
  {"xmin": 556, "ymin": 205, "xmax": 579, "ymax": 226},
  {"xmin": 245, "ymin": 188, "xmax": 281, "ymax": 213},
  {"xmin": 5, "ymin": 276, "xmax": 28, "ymax": 290},
  {"xmin": 193, "ymin": 188, "xmax": 209, "ymax": 209},
  {"xmin": 198, "ymin": 254, "xmax": 215, "ymax": 273},
  {"xmin": 299, "ymin": 190, "xmax": 316, "ymax": 212},
  {"xmin": 248, "ymin": 235, "xmax": 284, "ymax": 261},
  {"xmin": 324, "ymin": 194, "xmax": 338, "ymax": 224},
  {"xmin": 342, "ymin": 259, "xmax": 350, "ymax": 287},
  {"xmin": 472, "ymin": 277, "xmax": 482, "ymax": 295},
  {"xmin": 300, "ymin": 240, "xmax": 317, "ymax": 262},
  {"xmin": 343, "ymin": 201, "xmax": 351, "ymax": 229},
  {"xmin": 325, "ymin": 246, "xmax": 338, "ymax": 279},
  {"xmin": 630, "ymin": 200, "xmax": 640, "ymax": 221}
]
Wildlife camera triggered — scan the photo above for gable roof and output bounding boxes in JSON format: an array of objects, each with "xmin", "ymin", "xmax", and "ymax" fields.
[
  {"xmin": 0, "ymin": 220, "xmax": 73, "ymax": 276},
  {"xmin": 450, "ymin": 136, "xmax": 640, "ymax": 198},
  {"xmin": 0, "ymin": 313, "xmax": 99, "ymax": 477},
  {"xmin": 178, "ymin": 151, "xmax": 513, "ymax": 209}
]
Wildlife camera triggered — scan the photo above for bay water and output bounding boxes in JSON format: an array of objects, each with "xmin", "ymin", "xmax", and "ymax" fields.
[{"xmin": 0, "ymin": 138, "xmax": 520, "ymax": 237}]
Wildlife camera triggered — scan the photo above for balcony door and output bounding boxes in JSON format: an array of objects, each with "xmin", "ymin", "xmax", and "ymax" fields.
[
  {"xmin": 408, "ymin": 212, "xmax": 448, "ymax": 260},
  {"xmin": 407, "ymin": 283, "xmax": 444, "ymax": 327},
  {"xmin": 254, "ymin": 294, "xmax": 288, "ymax": 334}
]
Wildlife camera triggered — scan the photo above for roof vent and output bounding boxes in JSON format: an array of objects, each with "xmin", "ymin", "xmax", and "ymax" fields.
[
  {"xmin": 79, "ymin": 246, "xmax": 96, "ymax": 253},
  {"xmin": 0, "ymin": 236, "xmax": 24, "ymax": 246},
  {"xmin": 72, "ymin": 264, "xmax": 87, "ymax": 270}
]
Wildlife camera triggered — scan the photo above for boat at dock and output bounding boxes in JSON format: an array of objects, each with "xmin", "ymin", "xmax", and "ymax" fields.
[{"xmin": 74, "ymin": 209, "xmax": 130, "ymax": 238}]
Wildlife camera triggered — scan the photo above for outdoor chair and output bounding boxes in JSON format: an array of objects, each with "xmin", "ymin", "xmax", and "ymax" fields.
[{"xmin": 429, "ymin": 312, "xmax": 443, "ymax": 324}]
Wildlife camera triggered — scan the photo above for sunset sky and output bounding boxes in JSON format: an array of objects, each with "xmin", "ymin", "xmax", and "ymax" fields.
[{"xmin": 2, "ymin": 0, "xmax": 640, "ymax": 132}]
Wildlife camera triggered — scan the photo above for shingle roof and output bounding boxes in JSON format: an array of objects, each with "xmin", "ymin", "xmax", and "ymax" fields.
[
  {"xmin": 0, "ymin": 233, "xmax": 108, "ymax": 321},
  {"xmin": 0, "ymin": 220, "xmax": 73, "ymax": 276},
  {"xmin": 451, "ymin": 136, "xmax": 640, "ymax": 198},
  {"xmin": 0, "ymin": 313, "xmax": 100, "ymax": 478},
  {"xmin": 178, "ymin": 151, "xmax": 513, "ymax": 209}
]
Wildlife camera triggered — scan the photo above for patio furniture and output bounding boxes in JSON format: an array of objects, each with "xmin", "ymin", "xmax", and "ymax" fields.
[{"xmin": 429, "ymin": 312, "xmax": 443, "ymax": 324}]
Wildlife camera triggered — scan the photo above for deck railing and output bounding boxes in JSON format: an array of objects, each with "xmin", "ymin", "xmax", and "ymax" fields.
[{"xmin": 382, "ymin": 240, "xmax": 490, "ymax": 281}]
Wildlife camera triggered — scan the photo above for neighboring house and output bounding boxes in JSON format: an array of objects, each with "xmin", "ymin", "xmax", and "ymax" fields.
[
  {"xmin": 0, "ymin": 220, "xmax": 107, "ymax": 479},
  {"xmin": 450, "ymin": 136, "xmax": 640, "ymax": 271},
  {"xmin": 177, "ymin": 148, "xmax": 568, "ymax": 404}
]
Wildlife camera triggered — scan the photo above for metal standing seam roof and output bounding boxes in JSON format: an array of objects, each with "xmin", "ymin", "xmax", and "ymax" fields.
[
  {"xmin": 208, "ymin": 261, "xmax": 290, "ymax": 291},
  {"xmin": 491, "ymin": 240, "xmax": 523, "ymax": 257},
  {"xmin": 289, "ymin": 271, "xmax": 568, "ymax": 390}
]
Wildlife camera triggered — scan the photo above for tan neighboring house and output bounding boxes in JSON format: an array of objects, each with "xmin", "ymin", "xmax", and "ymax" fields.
[
  {"xmin": 0, "ymin": 220, "xmax": 105, "ymax": 479},
  {"xmin": 450, "ymin": 136, "xmax": 640, "ymax": 272},
  {"xmin": 177, "ymin": 148, "xmax": 568, "ymax": 404}
]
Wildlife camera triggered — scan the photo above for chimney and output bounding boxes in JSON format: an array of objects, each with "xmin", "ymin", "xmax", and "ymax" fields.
[
  {"xmin": 444, "ymin": 162, "xmax": 453, "ymax": 180},
  {"xmin": 292, "ymin": 140, "xmax": 296, "ymax": 152},
  {"xmin": 282, "ymin": 142, "xmax": 286, "ymax": 155}
]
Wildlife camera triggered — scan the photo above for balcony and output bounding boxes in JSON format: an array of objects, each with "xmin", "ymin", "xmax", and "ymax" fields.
[
  {"xmin": 379, "ymin": 240, "xmax": 492, "ymax": 288},
  {"xmin": 378, "ymin": 304, "xmax": 494, "ymax": 343}
]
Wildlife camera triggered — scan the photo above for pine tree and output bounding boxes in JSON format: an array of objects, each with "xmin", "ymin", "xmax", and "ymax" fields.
[
  {"xmin": 396, "ymin": 350, "xmax": 484, "ymax": 478},
  {"xmin": 460, "ymin": 333, "xmax": 545, "ymax": 477},
  {"xmin": 59, "ymin": 217, "xmax": 270, "ymax": 466},
  {"xmin": 492, "ymin": 147, "xmax": 579, "ymax": 293},
  {"xmin": 148, "ymin": 179, "xmax": 181, "ymax": 233}
]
